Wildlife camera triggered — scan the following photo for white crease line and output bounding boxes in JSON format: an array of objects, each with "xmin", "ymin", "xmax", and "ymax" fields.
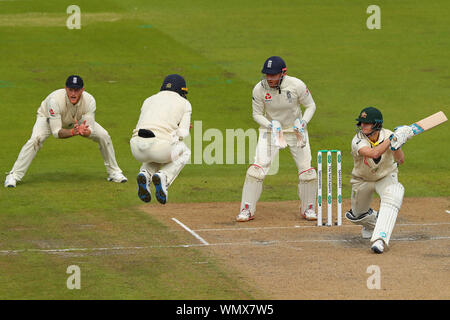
[
  {"xmin": 0, "ymin": 244, "xmax": 206, "ymax": 254},
  {"xmin": 193, "ymin": 222, "xmax": 450, "ymax": 232},
  {"xmin": 171, "ymin": 218, "xmax": 209, "ymax": 245},
  {"xmin": 1, "ymin": 236, "xmax": 449, "ymax": 255}
]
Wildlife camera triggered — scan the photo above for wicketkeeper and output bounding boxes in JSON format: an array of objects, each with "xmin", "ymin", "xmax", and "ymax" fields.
[
  {"xmin": 130, "ymin": 74, "xmax": 191, "ymax": 204},
  {"xmin": 346, "ymin": 106, "xmax": 413, "ymax": 253},
  {"xmin": 4, "ymin": 75, "xmax": 127, "ymax": 187},
  {"xmin": 236, "ymin": 56, "xmax": 318, "ymax": 222}
]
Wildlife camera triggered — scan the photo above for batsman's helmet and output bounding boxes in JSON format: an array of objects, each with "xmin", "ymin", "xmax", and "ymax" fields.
[
  {"xmin": 160, "ymin": 74, "xmax": 188, "ymax": 98},
  {"xmin": 356, "ymin": 107, "xmax": 383, "ymax": 131},
  {"xmin": 261, "ymin": 56, "xmax": 287, "ymax": 75}
]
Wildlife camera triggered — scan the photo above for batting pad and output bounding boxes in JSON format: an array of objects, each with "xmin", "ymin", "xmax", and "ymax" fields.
[
  {"xmin": 240, "ymin": 174, "xmax": 263, "ymax": 214},
  {"xmin": 371, "ymin": 183, "xmax": 404, "ymax": 245},
  {"xmin": 298, "ymin": 179, "xmax": 317, "ymax": 214}
]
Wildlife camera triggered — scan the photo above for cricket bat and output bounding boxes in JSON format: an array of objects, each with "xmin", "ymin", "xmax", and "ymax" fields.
[{"xmin": 409, "ymin": 111, "xmax": 448, "ymax": 135}]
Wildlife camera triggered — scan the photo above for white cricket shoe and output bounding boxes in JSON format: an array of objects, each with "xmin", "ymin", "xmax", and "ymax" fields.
[
  {"xmin": 4, "ymin": 174, "xmax": 17, "ymax": 188},
  {"xmin": 137, "ymin": 170, "xmax": 151, "ymax": 203},
  {"xmin": 107, "ymin": 172, "xmax": 128, "ymax": 183},
  {"xmin": 362, "ymin": 227, "xmax": 373, "ymax": 239},
  {"xmin": 236, "ymin": 203, "xmax": 254, "ymax": 222},
  {"xmin": 371, "ymin": 239, "xmax": 385, "ymax": 254},
  {"xmin": 152, "ymin": 172, "xmax": 168, "ymax": 204},
  {"xmin": 302, "ymin": 209, "xmax": 317, "ymax": 221}
]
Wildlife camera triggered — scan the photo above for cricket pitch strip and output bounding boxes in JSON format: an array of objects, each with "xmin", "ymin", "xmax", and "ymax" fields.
[{"xmin": 145, "ymin": 197, "xmax": 450, "ymax": 299}]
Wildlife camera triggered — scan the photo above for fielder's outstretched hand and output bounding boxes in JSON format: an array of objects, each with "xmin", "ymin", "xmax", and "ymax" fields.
[{"xmin": 75, "ymin": 120, "xmax": 91, "ymax": 137}]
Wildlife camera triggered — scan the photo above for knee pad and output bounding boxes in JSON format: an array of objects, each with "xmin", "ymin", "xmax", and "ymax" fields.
[
  {"xmin": 246, "ymin": 164, "xmax": 265, "ymax": 182},
  {"xmin": 299, "ymin": 168, "xmax": 317, "ymax": 182},
  {"xmin": 381, "ymin": 183, "xmax": 404, "ymax": 209}
]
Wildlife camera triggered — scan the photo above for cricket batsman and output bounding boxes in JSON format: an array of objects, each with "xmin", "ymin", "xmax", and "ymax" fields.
[
  {"xmin": 4, "ymin": 75, "xmax": 127, "ymax": 187},
  {"xmin": 236, "ymin": 56, "xmax": 318, "ymax": 222},
  {"xmin": 346, "ymin": 106, "xmax": 413, "ymax": 253},
  {"xmin": 130, "ymin": 74, "xmax": 191, "ymax": 204}
]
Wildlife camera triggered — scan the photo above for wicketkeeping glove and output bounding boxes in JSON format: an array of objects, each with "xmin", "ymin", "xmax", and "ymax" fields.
[
  {"xmin": 271, "ymin": 120, "xmax": 287, "ymax": 149},
  {"xmin": 293, "ymin": 118, "xmax": 307, "ymax": 148}
]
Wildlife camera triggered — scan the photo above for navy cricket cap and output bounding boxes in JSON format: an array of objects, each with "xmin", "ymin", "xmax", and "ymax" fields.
[
  {"xmin": 160, "ymin": 74, "xmax": 188, "ymax": 98},
  {"xmin": 65, "ymin": 75, "xmax": 84, "ymax": 89},
  {"xmin": 261, "ymin": 56, "xmax": 287, "ymax": 74}
]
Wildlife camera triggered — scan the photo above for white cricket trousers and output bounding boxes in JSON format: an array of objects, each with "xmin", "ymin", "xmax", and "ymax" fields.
[
  {"xmin": 253, "ymin": 129, "xmax": 312, "ymax": 175},
  {"xmin": 8, "ymin": 116, "xmax": 123, "ymax": 180},
  {"xmin": 129, "ymin": 136, "xmax": 190, "ymax": 186},
  {"xmin": 240, "ymin": 128, "xmax": 315, "ymax": 214},
  {"xmin": 350, "ymin": 171, "xmax": 401, "ymax": 215}
]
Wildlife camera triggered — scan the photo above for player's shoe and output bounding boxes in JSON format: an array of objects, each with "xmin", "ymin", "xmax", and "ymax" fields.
[
  {"xmin": 371, "ymin": 239, "xmax": 385, "ymax": 254},
  {"xmin": 301, "ymin": 209, "xmax": 317, "ymax": 221},
  {"xmin": 152, "ymin": 172, "xmax": 168, "ymax": 204},
  {"xmin": 236, "ymin": 203, "xmax": 254, "ymax": 222},
  {"xmin": 4, "ymin": 174, "xmax": 17, "ymax": 188},
  {"xmin": 345, "ymin": 209, "xmax": 377, "ymax": 239},
  {"xmin": 107, "ymin": 172, "xmax": 128, "ymax": 183},
  {"xmin": 136, "ymin": 171, "xmax": 151, "ymax": 203}
]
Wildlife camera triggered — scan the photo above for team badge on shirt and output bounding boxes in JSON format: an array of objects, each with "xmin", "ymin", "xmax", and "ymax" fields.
[
  {"xmin": 286, "ymin": 90, "xmax": 292, "ymax": 103},
  {"xmin": 265, "ymin": 93, "xmax": 272, "ymax": 101},
  {"xmin": 49, "ymin": 108, "xmax": 55, "ymax": 116}
]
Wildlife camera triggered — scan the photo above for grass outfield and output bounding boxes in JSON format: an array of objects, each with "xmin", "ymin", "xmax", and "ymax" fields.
[{"xmin": 0, "ymin": 0, "xmax": 448, "ymax": 299}]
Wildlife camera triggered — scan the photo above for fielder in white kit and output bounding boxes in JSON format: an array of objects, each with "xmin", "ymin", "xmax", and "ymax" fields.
[
  {"xmin": 4, "ymin": 75, "xmax": 127, "ymax": 187},
  {"xmin": 346, "ymin": 106, "xmax": 411, "ymax": 254},
  {"xmin": 236, "ymin": 56, "xmax": 318, "ymax": 222},
  {"xmin": 130, "ymin": 74, "xmax": 191, "ymax": 204}
]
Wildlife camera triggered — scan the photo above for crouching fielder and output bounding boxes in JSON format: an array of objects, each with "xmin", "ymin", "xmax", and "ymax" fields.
[
  {"xmin": 236, "ymin": 56, "xmax": 317, "ymax": 222},
  {"xmin": 347, "ymin": 107, "xmax": 408, "ymax": 254},
  {"xmin": 4, "ymin": 75, "xmax": 127, "ymax": 187},
  {"xmin": 130, "ymin": 74, "xmax": 191, "ymax": 204}
]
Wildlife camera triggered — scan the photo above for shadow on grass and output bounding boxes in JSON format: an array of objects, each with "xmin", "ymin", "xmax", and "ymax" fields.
[{"xmin": 22, "ymin": 171, "xmax": 106, "ymax": 186}]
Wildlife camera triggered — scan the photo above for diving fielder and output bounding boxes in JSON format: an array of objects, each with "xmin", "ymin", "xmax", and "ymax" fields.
[
  {"xmin": 4, "ymin": 75, "xmax": 127, "ymax": 187},
  {"xmin": 346, "ymin": 107, "xmax": 413, "ymax": 254},
  {"xmin": 236, "ymin": 56, "xmax": 317, "ymax": 222},
  {"xmin": 130, "ymin": 74, "xmax": 191, "ymax": 204}
]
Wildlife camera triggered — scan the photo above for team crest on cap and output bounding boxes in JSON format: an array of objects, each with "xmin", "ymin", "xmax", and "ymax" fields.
[
  {"xmin": 267, "ymin": 60, "xmax": 272, "ymax": 68},
  {"xmin": 166, "ymin": 83, "xmax": 172, "ymax": 88},
  {"xmin": 361, "ymin": 111, "xmax": 367, "ymax": 118}
]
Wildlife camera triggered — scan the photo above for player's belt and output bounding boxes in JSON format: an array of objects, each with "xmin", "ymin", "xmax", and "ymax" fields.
[{"xmin": 138, "ymin": 129, "xmax": 156, "ymax": 138}]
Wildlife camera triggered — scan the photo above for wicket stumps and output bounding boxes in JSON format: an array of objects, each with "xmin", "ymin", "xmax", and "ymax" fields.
[{"xmin": 317, "ymin": 150, "xmax": 342, "ymax": 226}]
